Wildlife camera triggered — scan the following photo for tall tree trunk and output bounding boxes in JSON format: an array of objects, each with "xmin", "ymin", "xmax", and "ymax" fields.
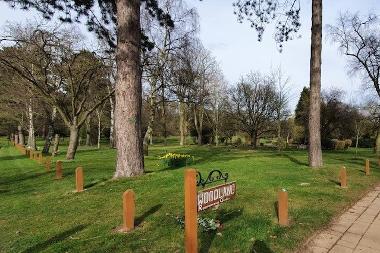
[
  {"xmin": 193, "ymin": 106, "xmax": 202, "ymax": 145},
  {"xmin": 18, "ymin": 125, "xmax": 24, "ymax": 145},
  {"xmin": 85, "ymin": 116, "xmax": 91, "ymax": 146},
  {"xmin": 27, "ymin": 98, "xmax": 36, "ymax": 150},
  {"xmin": 109, "ymin": 90, "xmax": 115, "ymax": 148},
  {"xmin": 308, "ymin": 0, "xmax": 323, "ymax": 168},
  {"xmin": 52, "ymin": 133, "xmax": 60, "ymax": 156},
  {"xmin": 179, "ymin": 101, "xmax": 187, "ymax": 146},
  {"xmin": 43, "ymin": 106, "xmax": 56, "ymax": 154},
  {"xmin": 114, "ymin": 0, "xmax": 144, "ymax": 178},
  {"xmin": 277, "ymin": 118, "xmax": 282, "ymax": 152},
  {"xmin": 251, "ymin": 132, "xmax": 258, "ymax": 149},
  {"xmin": 143, "ymin": 95, "xmax": 155, "ymax": 146},
  {"xmin": 376, "ymin": 131, "xmax": 380, "ymax": 157},
  {"xmin": 97, "ymin": 110, "xmax": 101, "ymax": 149},
  {"xmin": 66, "ymin": 124, "xmax": 80, "ymax": 160}
]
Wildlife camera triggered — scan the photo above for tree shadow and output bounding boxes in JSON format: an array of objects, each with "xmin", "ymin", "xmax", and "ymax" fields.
[
  {"xmin": 21, "ymin": 224, "xmax": 88, "ymax": 253},
  {"xmin": 251, "ymin": 240, "xmax": 274, "ymax": 253},
  {"xmin": 274, "ymin": 201, "xmax": 279, "ymax": 221},
  {"xmin": 84, "ymin": 178, "xmax": 108, "ymax": 189},
  {"xmin": 0, "ymin": 171, "xmax": 54, "ymax": 185},
  {"xmin": 135, "ymin": 204, "xmax": 163, "ymax": 227},
  {"xmin": 0, "ymin": 154, "xmax": 26, "ymax": 161},
  {"xmin": 200, "ymin": 208, "xmax": 243, "ymax": 253},
  {"xmin": 281, "ymin": 153, "xmax": 308, "ymax": 166},
  {"xmin": 328, "ymin": 179, "xmax": 341, "ymax": 186}
]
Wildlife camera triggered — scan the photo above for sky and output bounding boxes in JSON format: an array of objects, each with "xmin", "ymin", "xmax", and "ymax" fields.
[{"xmin": 0, "ymin": 0, "xmax": 379, "ymax": 110}]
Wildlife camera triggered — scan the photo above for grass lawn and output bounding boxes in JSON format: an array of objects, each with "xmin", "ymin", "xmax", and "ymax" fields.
[{"xmin": 1, "ymin": 137, "xmax": 380, "ymax": 253}]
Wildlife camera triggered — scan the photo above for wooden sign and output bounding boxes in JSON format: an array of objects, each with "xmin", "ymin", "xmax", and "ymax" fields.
[{"xmin": 197, "ymin": 182, "xmax": 236, "ymax": 212}]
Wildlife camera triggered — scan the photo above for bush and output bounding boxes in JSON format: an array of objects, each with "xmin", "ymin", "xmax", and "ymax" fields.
[
  {"xmin": 335, "ymin": 140, "xmax": 346, "ymax": 150},
  {"xmin": 159, "ymin": 152, "xmax": 194, "ymax": 168},
  {"xmin": 344, "ymin": 139, "xmax": 352, "ymax": 149},
  {"xmin": 235, "ymin": 138, "xmax": 242, "ymax": 146}
]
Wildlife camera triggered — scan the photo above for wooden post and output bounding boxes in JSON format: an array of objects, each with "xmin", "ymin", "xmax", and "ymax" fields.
[
  {"xmin": 45, "ymin": 157, "xmax": 51, "ymax": 172},
  {"xmin": 55, "ymin": 161, "xmax": 63, "ymax": 179},
  {"xmin": 75, "ymin": 167, "xmax": 84, "ymax": 192},
  {"xmin": 29, "ymin": 150, "xmax": 33, "ymax": 160},
  {"xmin": 339, "ymin": 166, "xmax": 347, "ymax": 188},
  {"xmin": 185, "ymin": 169, "xmax": 197, "ymax": 253},
  {"xmin": 365, "ymin": 159, "xmax": 370, "ymax": 176},
  {"xmin": 122, "ymin": 190, "xmax": 135, "ymax": 232},
  {"xmin": 278, "ymin": 189, "xmax": 289, "ymax": 226}
]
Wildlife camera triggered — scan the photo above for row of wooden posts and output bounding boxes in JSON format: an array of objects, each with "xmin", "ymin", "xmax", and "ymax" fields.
[
  {"xmin": 10, "ymin": 140, "xmax": 376, "ymax": 252},
  {"xmin": 11, "ymin": 141, "xmax": 131, "ymax": 230}
]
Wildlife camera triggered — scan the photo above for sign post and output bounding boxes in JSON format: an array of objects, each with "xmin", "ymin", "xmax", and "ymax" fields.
[
  {"xmin": 365, "ymin": 159, "xmax": 370, "ymax": 176},
  {"xmin": 339, "ymin": 167, "xmax": 347, "ymax": 188},
  {"xmin": 185, "ymin": 169, "xmax": 197, "ymax": 253},
  {"xmin": 278, "ymin": 189, "xmax": 288, "ymax": 226}
]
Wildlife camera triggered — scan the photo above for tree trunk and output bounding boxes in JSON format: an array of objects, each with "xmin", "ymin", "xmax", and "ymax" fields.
[
  {"xmin": 179, "ymin": 101, "xmax": 187, "ymax": 146},
  {"xmin": 143, "ymin": 95, "xmax": 155, "ymax": 146},
  {"xmin": 52, "ymin": 134, "xmax": 60, "ymax": 156},
  {"xmin": 18, "ymin": 125, "xmax": 24, "ymax": 145},
  {"xmin": 376, "ymin": 131, "xmax": 380, "ymax": 157},
  {"xmin": 27, "ymin": 98, "xmax": 36, "ymax": 150},
  {"xmin": 66, "ymin": 125, "xmax": 80, "ymax": 160},
  {"xmin": 43, "ymin": 106, "xmax": 56, "ymax": 154},
  {"xmin": 85, "ymin": 116, "xmax": 91, "ymax": 146},
  {"xmin": 97, "ymin": 110, "xmax": 101, "ymax": 149},
  {"xmin": 193, "ymin": 106, "xmax": 202, "ymax": 145},
  {"xmin": 308, "ymin": 0, "xmax": 323, "ymax": 168},
  {"xmin": 277, "ymin": 119, "xmax": 281, "ymax": 152},
  {"xmin": 109, "ymin": 95, "xmax": 115, "ymax": 148},
  {"xmin": 251, "ymin": 133, "xmax": 257, "ymax": 149},
  {"xmin": 114, "ymin": 0, "xmax": 144, "ymax": 178}
]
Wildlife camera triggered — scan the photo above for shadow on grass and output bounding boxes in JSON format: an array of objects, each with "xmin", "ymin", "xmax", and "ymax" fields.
[
  {"xmin": 21, "ymin": 224, "xmax": 88, "ymax": 253},
  {"xmin": 84, "ymin": 178, "xmax": 108, "ymax": 190},
  {"xmin": 281, "ymin": 153, "xmax": 308, "ymax": 166},
  {"xmin": 0, "ymin": 171, "xmax": 54, "ymax": 186},
  {"xmin": 274, "ymin": 201, "xmax": 279, "ymax": 221},
  {"xmin": 329, "ymin": 179, "xmax": 341, "ymax": 186},
  {"xmin": 135, "ymin": 204, "xmax": 163, "ymax": 227},
  {"xmin": 200, "ymin": 209, "xmax": 243, "ymax": 253},
  {"xmin": 251, "ymin": 240, "xmax": 274, "ymax": 253},
  {"xmin": 0, "ymin": 154, "xmax": 27, "ymax": 161}
]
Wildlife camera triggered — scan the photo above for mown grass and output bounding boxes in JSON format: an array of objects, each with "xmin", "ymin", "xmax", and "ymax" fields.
[{"xmin": 0, "ymin": 137, "xmax": 380, "ymax": 253}]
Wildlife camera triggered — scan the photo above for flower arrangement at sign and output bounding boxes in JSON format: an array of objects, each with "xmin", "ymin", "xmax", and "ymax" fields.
[{"xmin": 159, "ymin": 152, "xmax": 194, "ymax": 168}]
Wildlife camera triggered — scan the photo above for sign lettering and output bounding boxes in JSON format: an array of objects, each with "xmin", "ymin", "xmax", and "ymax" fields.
[{"xmin": 197, "ymin": 182, "xmax": 236, "ymax": 212}]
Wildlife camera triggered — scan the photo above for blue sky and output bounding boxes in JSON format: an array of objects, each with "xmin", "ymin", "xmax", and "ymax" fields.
[{"xmin": 0, "ymin": 0, "xmax": 378, "ymax": 109}]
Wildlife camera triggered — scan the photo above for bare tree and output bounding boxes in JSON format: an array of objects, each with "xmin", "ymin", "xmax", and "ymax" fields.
[
  {"xmin": 328, "ymin": 12, "xmax": 380, "ymax": 155},
  {"xmin": 271, "ymin": 66, "xmax": 290, "ymax": 151},
  {"xmin": 230, "ymin": 72, "xmax": 278, "ymax": 148}
]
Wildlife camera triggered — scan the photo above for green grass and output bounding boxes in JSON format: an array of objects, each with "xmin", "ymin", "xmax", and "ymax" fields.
[{"xmin": 1, "ymin": 137, "xmax": 380, "ymax": 253}]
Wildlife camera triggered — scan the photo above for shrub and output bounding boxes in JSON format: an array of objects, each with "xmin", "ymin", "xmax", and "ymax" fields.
[
  {"xmin": 235, "ymin": 138, "xmax": 242, "ymax": 146},
  {"xmin": 344, "ymin": 139, "xmax": 352, "ymax": 149},
  {"xmin": 159, "ymin": 152, "xmax": 194, "ymax": 168},
  {"xmin": 335, "ymin": 140, "xmax": 346, "ymax": 150}
]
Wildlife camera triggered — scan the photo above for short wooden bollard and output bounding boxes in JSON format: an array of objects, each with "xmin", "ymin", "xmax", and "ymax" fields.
[
  {"xmin": 339, "ymin": 167, "xmax": 347, "ymax": 188},
  {"xmin": 184, "ymin": 169, "xmax": 197, "ymax": 253},
  {"xmin": 55, "ymin": 161, "xmax": 63, "ymax": 179},
  {"xmin": 122, "ymin": 190, "xmax": 135, "ymax": 232},
  {"xmin": 29, "ymin": 150, "xmax": 33, "ymax": 159},
  {"xmin": 44, "ymin": 157, "xmax": 51, "ymax": 172},
  {"xmin": 365, "ymin": 159, "xmax": 370, "ymax": 176},
  {"xmin": 278, "ymin": 189, "xmax": 289, "ymax": 226},
  {"xmin": 75, "ymin": 167, "xmax": 84, "ymax": 192}
]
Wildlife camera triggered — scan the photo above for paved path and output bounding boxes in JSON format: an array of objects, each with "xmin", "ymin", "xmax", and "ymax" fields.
[{"xmin": 305, "ymin": 186, "xmax": 380, "ymax": 253}]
